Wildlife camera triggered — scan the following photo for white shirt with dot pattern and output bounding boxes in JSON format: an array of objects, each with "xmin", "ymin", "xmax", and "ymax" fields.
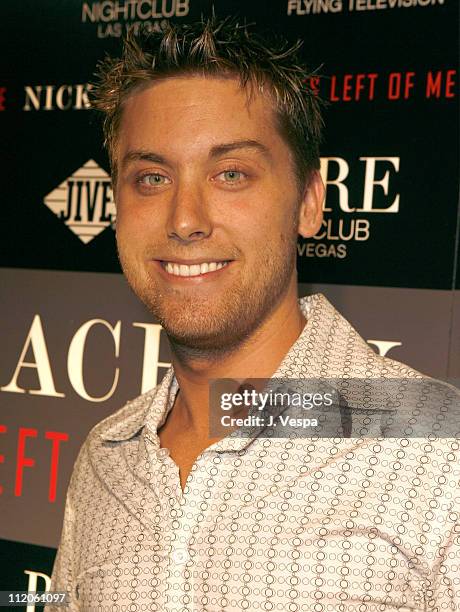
[{"xmin": 46, "ymin": 294, "xmax": 460, "ymax": 612}]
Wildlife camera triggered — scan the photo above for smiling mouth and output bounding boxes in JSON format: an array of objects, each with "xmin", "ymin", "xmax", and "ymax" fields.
[{"xmin": 160, "ymin": 260, "xmax": 231, "ymax": 277}]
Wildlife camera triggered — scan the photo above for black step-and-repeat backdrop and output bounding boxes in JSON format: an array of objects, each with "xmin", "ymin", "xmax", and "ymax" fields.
[{"xmin": 1, "ymin": 1, "xmax": 458, "ymax": 607}]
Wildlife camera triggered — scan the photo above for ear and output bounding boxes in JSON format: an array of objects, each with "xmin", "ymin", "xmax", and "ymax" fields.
[{"xmin": 297, "ymin": 170, "xmax": 324, "ymax": 238}]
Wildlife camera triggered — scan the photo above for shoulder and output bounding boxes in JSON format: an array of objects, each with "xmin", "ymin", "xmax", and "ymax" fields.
[{"xmin": 61, "ymin": 382, "xmax": 169, "ymax": 511}]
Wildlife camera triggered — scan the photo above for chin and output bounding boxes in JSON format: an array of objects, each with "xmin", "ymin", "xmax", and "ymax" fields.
[{"xmin": 158, "ymin": 314, "xmax": 244, "ymax": 352}]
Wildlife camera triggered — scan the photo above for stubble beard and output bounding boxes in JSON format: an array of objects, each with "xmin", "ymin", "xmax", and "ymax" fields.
[{"xmin": 117, "ymin": 232, "xmax": 298, "ymax": 358}]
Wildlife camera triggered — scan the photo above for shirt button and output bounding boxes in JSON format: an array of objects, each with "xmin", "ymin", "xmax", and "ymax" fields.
[
  {"xmin": 172, "ymin": 548, "xmax": 189, "ymax": 565},
  {"xmin": 157, "ymin": 448, "xmax": 170, "ymax": 459}
]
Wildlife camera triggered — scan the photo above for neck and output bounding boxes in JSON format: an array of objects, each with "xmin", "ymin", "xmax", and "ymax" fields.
[{"xmin": 167, "ymin": 279, "xmax": 306, "ymax": 438}]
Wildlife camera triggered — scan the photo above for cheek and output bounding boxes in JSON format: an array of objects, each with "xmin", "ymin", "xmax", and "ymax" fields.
[
  {"xmin": 224, "ymin": 204, "xmax": 295, "ymax": 256},
  {"xmin": 116, "ymin": 199, "xmax": 157, "ymax": 243},
  {"xmin": 115, "ymin": 218, "xmax": 140, "ymax": 251},
  {"xmin": 221, "ymin": 189, "xmax": 286, "ymax": 232},
  {"xmin": 115, "ymin": 213, "xmax": 150, "ymax": 265},
  {"xmin": 242, "ymin": 204, "xmax": 297, "ymax": 246}
]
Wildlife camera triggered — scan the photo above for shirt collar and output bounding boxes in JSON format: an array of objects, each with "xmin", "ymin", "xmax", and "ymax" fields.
[
  {"xmin": 99, "ymin": 293, "xmax": 355, "ymax": 443},
  {"xmin": 99, "ymin": 368, "xmax": 178, "ymax": 442}
]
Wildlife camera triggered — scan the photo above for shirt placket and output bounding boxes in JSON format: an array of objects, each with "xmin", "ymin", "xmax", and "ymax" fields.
[{"xmin": 145, "ymin": 434, "xmax": 214, "ymax": 611}]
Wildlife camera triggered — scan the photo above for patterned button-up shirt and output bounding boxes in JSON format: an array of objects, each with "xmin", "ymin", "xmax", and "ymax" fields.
[{"xmin": 46, "ymin": 294, "xmax": 460, "ymax": 611}]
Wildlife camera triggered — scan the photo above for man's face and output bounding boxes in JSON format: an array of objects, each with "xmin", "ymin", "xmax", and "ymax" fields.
[{"xmin": 115, "ymin": 76, "xmax": 313, "ymax": 352}]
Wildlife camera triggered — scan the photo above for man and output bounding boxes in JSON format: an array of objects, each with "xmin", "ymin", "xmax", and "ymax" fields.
[{"xmin": 46, "ymin": 16, "xmax": 460, "ymax": 612}]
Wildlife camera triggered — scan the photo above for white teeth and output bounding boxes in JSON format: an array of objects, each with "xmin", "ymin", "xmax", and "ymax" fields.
[{"xmin": 163, "ymin": 261, "xmax": 229, "ymax": 277}]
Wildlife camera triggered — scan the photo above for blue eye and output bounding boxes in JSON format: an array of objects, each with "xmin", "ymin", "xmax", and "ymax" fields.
[
  {"xmin": 222, "ymin": 170, "xmax": 243, "ymax": 181},
  {"xmin": 139, "ymin": 173, "xmax": 171, "ymax": 186},
  {"xmin": 216, "ymin": 169, "xmax": 247, "ymax": 184}
]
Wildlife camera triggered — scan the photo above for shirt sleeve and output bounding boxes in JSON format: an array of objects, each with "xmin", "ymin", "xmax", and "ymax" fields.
[
  {"xmin": 44, "ymin": 441, "xmax": 89, "ymax": 612},
  {"xmin": 428, "ymin": 521, "xmax": 460, "ymax": 611},
  {"xmin": 43, "ymin": 486, "xmax": 77, "ymax": 612}
]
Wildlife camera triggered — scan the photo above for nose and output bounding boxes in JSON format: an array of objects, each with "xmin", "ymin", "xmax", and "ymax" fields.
[{"xmin": 166, "ymin": 181, "xmax": 212, "ymax": 243}]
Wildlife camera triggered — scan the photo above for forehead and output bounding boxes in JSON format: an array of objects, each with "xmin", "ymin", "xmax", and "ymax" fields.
[{"xmin": 117, "ymin": 75, "xmax": 283, "ymax": 158}]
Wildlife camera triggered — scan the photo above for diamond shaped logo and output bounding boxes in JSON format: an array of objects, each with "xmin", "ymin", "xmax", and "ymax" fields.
[{"xmin": 44, "ymin": 160, "xmax": 116, "ymax": 244}]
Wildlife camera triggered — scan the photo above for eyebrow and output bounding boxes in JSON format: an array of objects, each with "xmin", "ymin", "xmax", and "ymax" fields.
[
  {"xmin": 121, "ymin": 150, "xmax": 166, "ymax": 167},
  {"xmin": 121, "ymin": 139, "xmax": 271, "ymax": 169},
  {"xmin": 209, "ymin": 139, "xmax": 271, "ymax": 159}
]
